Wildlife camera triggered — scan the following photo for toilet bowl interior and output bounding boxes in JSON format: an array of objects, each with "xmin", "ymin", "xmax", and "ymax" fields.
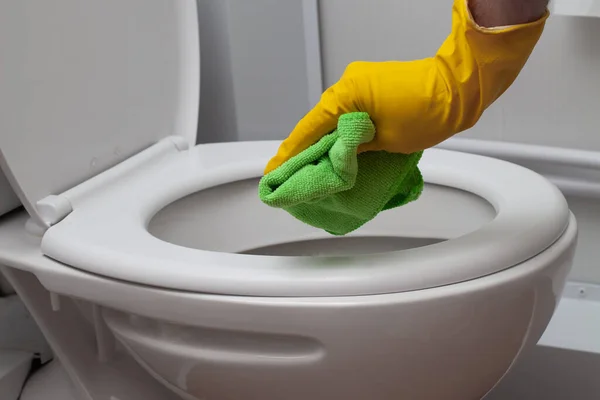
[{"xmin": 148, "ymin": 178, "xmax": 496, "ymax": 257}]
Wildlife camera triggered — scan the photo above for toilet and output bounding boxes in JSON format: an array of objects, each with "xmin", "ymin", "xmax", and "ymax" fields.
[{"xmin": 0, "ymin": 1, "xmax": 578, "ymax": 400}]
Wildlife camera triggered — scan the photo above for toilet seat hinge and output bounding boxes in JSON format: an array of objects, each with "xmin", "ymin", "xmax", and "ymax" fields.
[{"xmin": 36, "ymin": 194, "xmax": 73, "ymax": 227}]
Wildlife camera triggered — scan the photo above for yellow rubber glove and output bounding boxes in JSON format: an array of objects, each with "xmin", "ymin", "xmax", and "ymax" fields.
[{"xmin": 264, "ymin": 0, "xmax": 548, "ymax": 174}]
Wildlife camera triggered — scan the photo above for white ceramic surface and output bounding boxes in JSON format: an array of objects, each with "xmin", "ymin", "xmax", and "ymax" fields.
[
  {"xmin": 40, "ymin": 141, "xmax": 569, "ymax": 296},
  {"xmin": 0, "ymin": 136, "xmax": 578, "ymax": 399},
  {"xmin": 0, "ymin": 208, "xmax": 577, "ymax": 400},
  {"xmin": 102, "ymin": 218, "xmax": 575, "ymax": 400}
]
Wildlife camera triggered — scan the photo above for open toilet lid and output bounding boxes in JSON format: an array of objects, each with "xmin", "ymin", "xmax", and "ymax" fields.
[{"xmin": 0, "ymin": 0, "xmax": 200, "ymax": 225}]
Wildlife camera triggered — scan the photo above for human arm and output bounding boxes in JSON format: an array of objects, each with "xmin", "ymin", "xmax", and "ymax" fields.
[
  {"xmin": 264, "ymin": 0, "xmax": 550, "ymax": 174},
  {"xmin": 469, "ymin": 0, "xmax": 549, "ymax": 27}
]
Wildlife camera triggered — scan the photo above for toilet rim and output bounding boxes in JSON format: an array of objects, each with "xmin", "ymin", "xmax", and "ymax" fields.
[{"xmin": 40, "ymin": 142, "xmax": 571, "ymax": 297}]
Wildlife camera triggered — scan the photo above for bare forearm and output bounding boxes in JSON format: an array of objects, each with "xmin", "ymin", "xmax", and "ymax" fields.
[{"xmin": 468, "ymin": 0, "xmax": 549, "ymax": 27}]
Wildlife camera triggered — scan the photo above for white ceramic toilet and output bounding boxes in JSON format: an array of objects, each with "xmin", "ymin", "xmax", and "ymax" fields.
[{"xmin": 0, "ymin": 1, "xmax": 578, "ymax": 400}]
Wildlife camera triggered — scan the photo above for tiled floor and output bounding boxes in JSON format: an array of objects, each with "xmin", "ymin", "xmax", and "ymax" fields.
[
  {"xmin": 21, "ymin": 361, "xmax": 76, "ymax": 400},
  {"xmin": 21, "ymin": 346, "xmax": 600, "ymax": 399},
  {"xmin": 0, "ymin": 350, "xmax": 32, "ymax": 400}
]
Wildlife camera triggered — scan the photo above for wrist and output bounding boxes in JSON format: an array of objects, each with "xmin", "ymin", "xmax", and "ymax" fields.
[{"xmin": 468, "ymin": 0, "xmax": 548, "ymax": 27}]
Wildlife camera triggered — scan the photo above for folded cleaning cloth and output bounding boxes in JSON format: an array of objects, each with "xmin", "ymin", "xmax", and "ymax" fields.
[{"xmin": 258, "ymin": 112, "xmax": 424, "ymax": 236}]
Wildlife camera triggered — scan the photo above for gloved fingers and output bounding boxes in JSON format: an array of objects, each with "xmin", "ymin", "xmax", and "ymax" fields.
[
  {"xmin": 357, "ymin": 123, "xmax": 418, "ymax": 155},
  {"xmin": 264, "ymin": 82, "xmax": 354, "ymax": 174},
  {"xmin": 357, "ymin": 140, "xmax": 381, "ymax": 153}
]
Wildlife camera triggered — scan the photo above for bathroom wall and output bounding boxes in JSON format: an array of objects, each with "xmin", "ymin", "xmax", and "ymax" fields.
[
  {"xmin": 318, "ymin": 0, "xmax": 600, "ymax": 151},
  {"xmin": 196, "ymin": 0, "xmax": 313, "ymax": 144},
  {"xmin": 0, "ymin": 271, "xmax": 15, "ymax": 296},
  {"xmin": 195, "ymin": 0, "xmax": 239, "ymax": 143}
]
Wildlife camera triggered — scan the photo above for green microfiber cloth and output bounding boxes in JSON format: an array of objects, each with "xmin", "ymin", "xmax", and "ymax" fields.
[{"xmin": 258, "ymin": 112, "xmax": 424, "ymax": 236}]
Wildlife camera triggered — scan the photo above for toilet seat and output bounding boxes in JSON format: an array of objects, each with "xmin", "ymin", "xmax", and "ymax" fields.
[{"xmin": 38, "ymin": 139, "xmax": 570, "ymax": 297}]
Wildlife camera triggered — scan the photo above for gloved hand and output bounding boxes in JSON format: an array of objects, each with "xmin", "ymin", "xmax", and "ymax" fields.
[{"xmin": 264, "ymin": 0, "xmax": 548, "ymax": 174}]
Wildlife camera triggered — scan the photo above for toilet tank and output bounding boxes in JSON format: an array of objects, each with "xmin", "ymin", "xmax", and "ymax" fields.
[{"xmin": 0, "ymin": 0, "xmax": 200, "ymax": 221}]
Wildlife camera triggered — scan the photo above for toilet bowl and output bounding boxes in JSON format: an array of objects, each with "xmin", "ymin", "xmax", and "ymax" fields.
[
  {"xmin": 0, "ymin": 1, "xmax": 578, "ymax": 399},
  {"xmin": 0, "ymin": 141, "xmax": 578, "ymax": 400}
]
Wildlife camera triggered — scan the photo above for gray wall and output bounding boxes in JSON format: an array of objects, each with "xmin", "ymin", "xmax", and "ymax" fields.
[{"xmin": 196, "ymin": 0, "xmax": 312, "ymax": 144}]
